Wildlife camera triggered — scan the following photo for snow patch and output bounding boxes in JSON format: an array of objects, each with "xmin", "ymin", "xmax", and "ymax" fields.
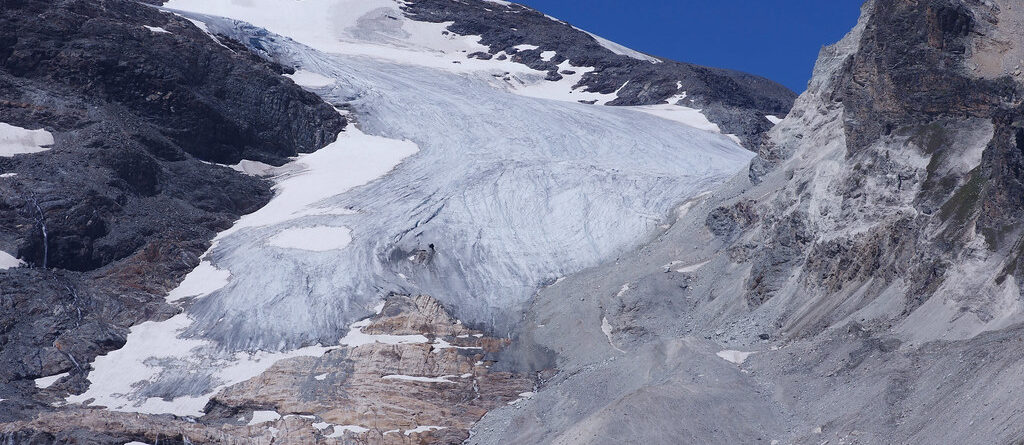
[
  {"xmin": 166, "ymin": 261, "xmax": 230, "ymax": 302},
  {"xmin": 507, "ymin": 391, "xmax": 536, "ymax": 405},
  {"xmin": 627, "ymin": 96, "xmax": 721, "ymax": 133},
  {"xmin": 382, "ymin": 374, "xmax": 456, "ymax": 383},
  {"xmin": 0, "ymin": 173, "xmax": 15, "ymax": 178},
  {"xmin": 576, "ymin": 27, "xmax": 660, "ymax": 63},
  {"xmin": 327, "ymin": 425, "xmax": 370, "ymax": 437},
  {"xmin": 615, "ymin": 283, "xmax": 630, "ymax": 297},
  {"xmin": 0, "ymin": 251, "xmax": 23, "ymax": 270},
  {"xmin": 143, "ymin": 25, "xmax": 171, "ymax": 34},
  {"xmin": 66, "ymin": 313, "xmax": 330, "ymax": 417},
  {"xmin": 339, "ymin": 317, "xmax": 430, "ymax": 347},
  {"xmin": 539, "ymin": 50, "xmax": 556, "ymax": 61},
  {"xmin": 0, "ymin": 123, "xmax": 53, "ymax": 157},
  {"xmin": 314, "ymin": 373, "xmax": 328, "ymax": 381},
  {"xmin": 405, "ymin": 426, "xmax": 446, "ymax": 435},
  {"xmin": 35, "ymin": 372, "xmax": 69, "ymax": 389},
  {"xmin": 765, "ymin": 115, "xmax": 784, "ymax": 125},
  {"xmin": 219, "ymin": 126, "xmax": 418, "ymax": 236},
  {"xmin": 431, "ymin": 337, "xmax": 483, "ymax": 352},
  {"xmin": 513, "ymin": 44, "xmax": 540, "ymax": 51},
  {"xmin": 228, "ymin": 159, "xmax": 277, "ymax": 177},
  {"xmin": 248, "ymin": 410, "xmax": 281, "ymax": 425},
  {"xmin": 285, "ymin": 69, "xmax": 335, "ymax": 88},
  {"xmin": 601, "ymin": 317, "xmax": 624, "ymax": 353},
  {"xmin": 716, "ymin": 350, "xmax": 755, "ymax": 365},
  {"xmin": 675, "ymin": 260, "xmax": 709, "ymax": 273}
]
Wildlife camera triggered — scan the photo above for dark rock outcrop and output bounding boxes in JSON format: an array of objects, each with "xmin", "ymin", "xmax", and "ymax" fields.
[
  {"xmin": 402, "ymin": 0, "xmax": 796, "ymax": 149},
  {"xmin": 0, "ymin": 0, "xmax": 345, "ymax": 417}
]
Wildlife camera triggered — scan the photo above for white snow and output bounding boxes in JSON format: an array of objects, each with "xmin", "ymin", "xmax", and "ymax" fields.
[
  {"xmin": 513, "ymin": 44, "xmax": 540, "ymax": 51},
  {"xmin": 247, "ymin": 410, "xmax": 281, "ymax": 425},
  {"xmin": 314, "ymin": 373, "xmax": 328, "ymax": 380},
  {"xmin": 339, "ymin": 318, "xmax": 430, "ymax": 347},
  {"xmin": 66, "ymin": 313, "xmax": 331, "ymax": 417},
  {"xmin": 381, "ymin": 374, "xmax": 456, "ymax": 383},
  {"xmin": 507, "ymin": 391, "xmax": 536, "ymax": 405},
  {"xmin": 765, "ymin": 115, "xmax": 784, "ymax": 125},
  {"xmin": 601, "ymin": 317, "xmax": 624, "ymax": 353},
  {"xmin": 143, "ymin": 25, "xmax": 171, "ymax": 34},
  {"xmin": 615, "ymin": 283, "xmax": 630, "ymax": 297},
  {"xmin": 431, "ymin": 337, "xmax": 483, "ymax": 352},
  {"xmin": 267, "ymin": 226, "xmax": 353, "ymax": 251},
  {"xmin": 539, "ymin": 50, "xmax": 556, "ymax": 61},
  {"xmin": 228, "ymin": 159, "xmax": 277, "ymax": 177},
  {"xmin": 0, "ymin": 123, "xmax": 53, "ymax": 157},
  {"xmin": 327, "ymin": 425, "xmax": 371, "ymax": 437},
  {"xmin": 576, "ymin": 27, "xmax": 661, "ymax": 63},
  {"xmin": 716, "ymin": 350, "xmax": 755, "ymax": 365},
  {"xmin": 285, "ymin": 69, "xmax": 335, "ymax": 88},
  {"xmin": 405, "ymin": 426, "xmax": 446, "ymax": 435},
  {"xmin": 628, "ymin": 96, "xmax": 719, "ymax": 132},
  {"xmin": 165, "ymin": 261, "xmax": 230, "ymax": 302},
  {"xmin": 0, "ymin": 251, "xmax": 23, "ymax": 270},
  {"xmin": 675, "ymin": 260, "xmax": 709, "ymax": 273},
  {"xmin": 503, "ymin": 61, "xmax": 614, "ymax": 104},
  {"xmin": 0, "ymin": 173, "xmax": 15, "ymax": 178},
  {"xmin": 218, "ymin": 126, "xmax": 418, "ymax": 236},
  {"xmin": 35, "ymin": 372, "xmax": 69, "ymax": 389},
  {"xmin": 125, "ymin": 442, "xmax": 151, "ymax": 445},
  {"xmin": 164, "ymin": 0, "xmax": 497, "ymax": 72}
]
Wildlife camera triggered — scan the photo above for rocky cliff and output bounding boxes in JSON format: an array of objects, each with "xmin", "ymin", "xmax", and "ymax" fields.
[
  {"xmin": 471, "ymin": 0, "xmax": 1024, "ymax": 443},
  {"xmin": 0, "ymin": 0, "xmax": 344, "ymax": 426},
  {"xmin": 10, "ymin": 0, "xmax": 1018, "ymax": 444}
]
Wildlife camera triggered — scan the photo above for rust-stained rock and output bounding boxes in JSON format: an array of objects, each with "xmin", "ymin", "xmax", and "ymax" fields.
[{"xmin": 2, "ymin": 295, "xmax": 537, "ymax": 444}]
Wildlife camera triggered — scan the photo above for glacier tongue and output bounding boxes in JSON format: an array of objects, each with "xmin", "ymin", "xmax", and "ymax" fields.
[
  {"xmin": 70, "ymin": 10, "xmax": 751, "ymax": 414},
  {"xmin": 189, "ymin": 33, "xmax": 752, "ymax": 348}
]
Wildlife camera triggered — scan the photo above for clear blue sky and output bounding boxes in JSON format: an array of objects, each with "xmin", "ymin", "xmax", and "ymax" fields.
[{"xmin": 516, "ymin": 0, "xmax": 866, "ymax": 93}]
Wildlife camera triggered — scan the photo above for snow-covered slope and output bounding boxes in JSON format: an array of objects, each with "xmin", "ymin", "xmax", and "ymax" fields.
[{"xmin": 67, "ymin": 1, "xmax": 752, "ymax": 415}]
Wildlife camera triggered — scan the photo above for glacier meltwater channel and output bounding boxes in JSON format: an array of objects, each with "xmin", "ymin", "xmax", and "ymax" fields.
[{"xmin": 68, "ymin": 1, "xmax": 753, "ymax": 416}]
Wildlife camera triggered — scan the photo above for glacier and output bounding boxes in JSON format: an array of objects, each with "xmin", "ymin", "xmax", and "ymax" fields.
[{"xmin": 69, "ymin": 1, "xmax": 752, "ymax": 414}]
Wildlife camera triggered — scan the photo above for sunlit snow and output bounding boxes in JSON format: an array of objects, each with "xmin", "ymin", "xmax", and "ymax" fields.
[
  {"xmin": 0, "ymin": 122, "xmax": 53, "ymax": 157},
  {"xmin": 0, "ymin": 251, "xmax": 23, "ymax": 270}
]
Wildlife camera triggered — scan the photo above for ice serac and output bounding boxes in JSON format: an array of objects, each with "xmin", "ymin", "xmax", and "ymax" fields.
[{"xmin": 472, "ymin": 0, "xmax": 1024, "ymax": 443}]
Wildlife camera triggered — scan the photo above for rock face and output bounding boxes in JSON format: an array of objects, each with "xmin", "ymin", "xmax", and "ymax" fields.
[
  {"xmin": 3, "ymin": 295, "xmax": 535, "ymax": 444},
  {"xmin": 471, "ymin": 0, "xmax": 1024, "ymax": 443},
  {"xmin": 403, "ymin": 0, "xmax": 796, "ymax": 149},
  {"xmin": 0, "ymin": 0, "xmax": 344, "ymax": 423},
  {"xmin": 21, "ymin": 0, "xmax": 1023, "ymax": 443}
]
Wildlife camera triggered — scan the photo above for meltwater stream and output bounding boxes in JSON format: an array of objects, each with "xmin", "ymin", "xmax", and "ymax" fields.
[{"xmin": 68, "ymin": 15, "xmax": 753, "ymax": 415}]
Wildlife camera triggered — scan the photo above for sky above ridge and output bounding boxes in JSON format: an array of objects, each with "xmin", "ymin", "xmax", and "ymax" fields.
[{"xmin": 516, "ymin": 0, "xmax": 866, "ymax": 93}]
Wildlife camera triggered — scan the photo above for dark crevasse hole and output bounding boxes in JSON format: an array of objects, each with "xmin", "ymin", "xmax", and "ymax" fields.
[{"xmin": 1015, "ymin": 127, "xmax": 1024, "ymax": 158}]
